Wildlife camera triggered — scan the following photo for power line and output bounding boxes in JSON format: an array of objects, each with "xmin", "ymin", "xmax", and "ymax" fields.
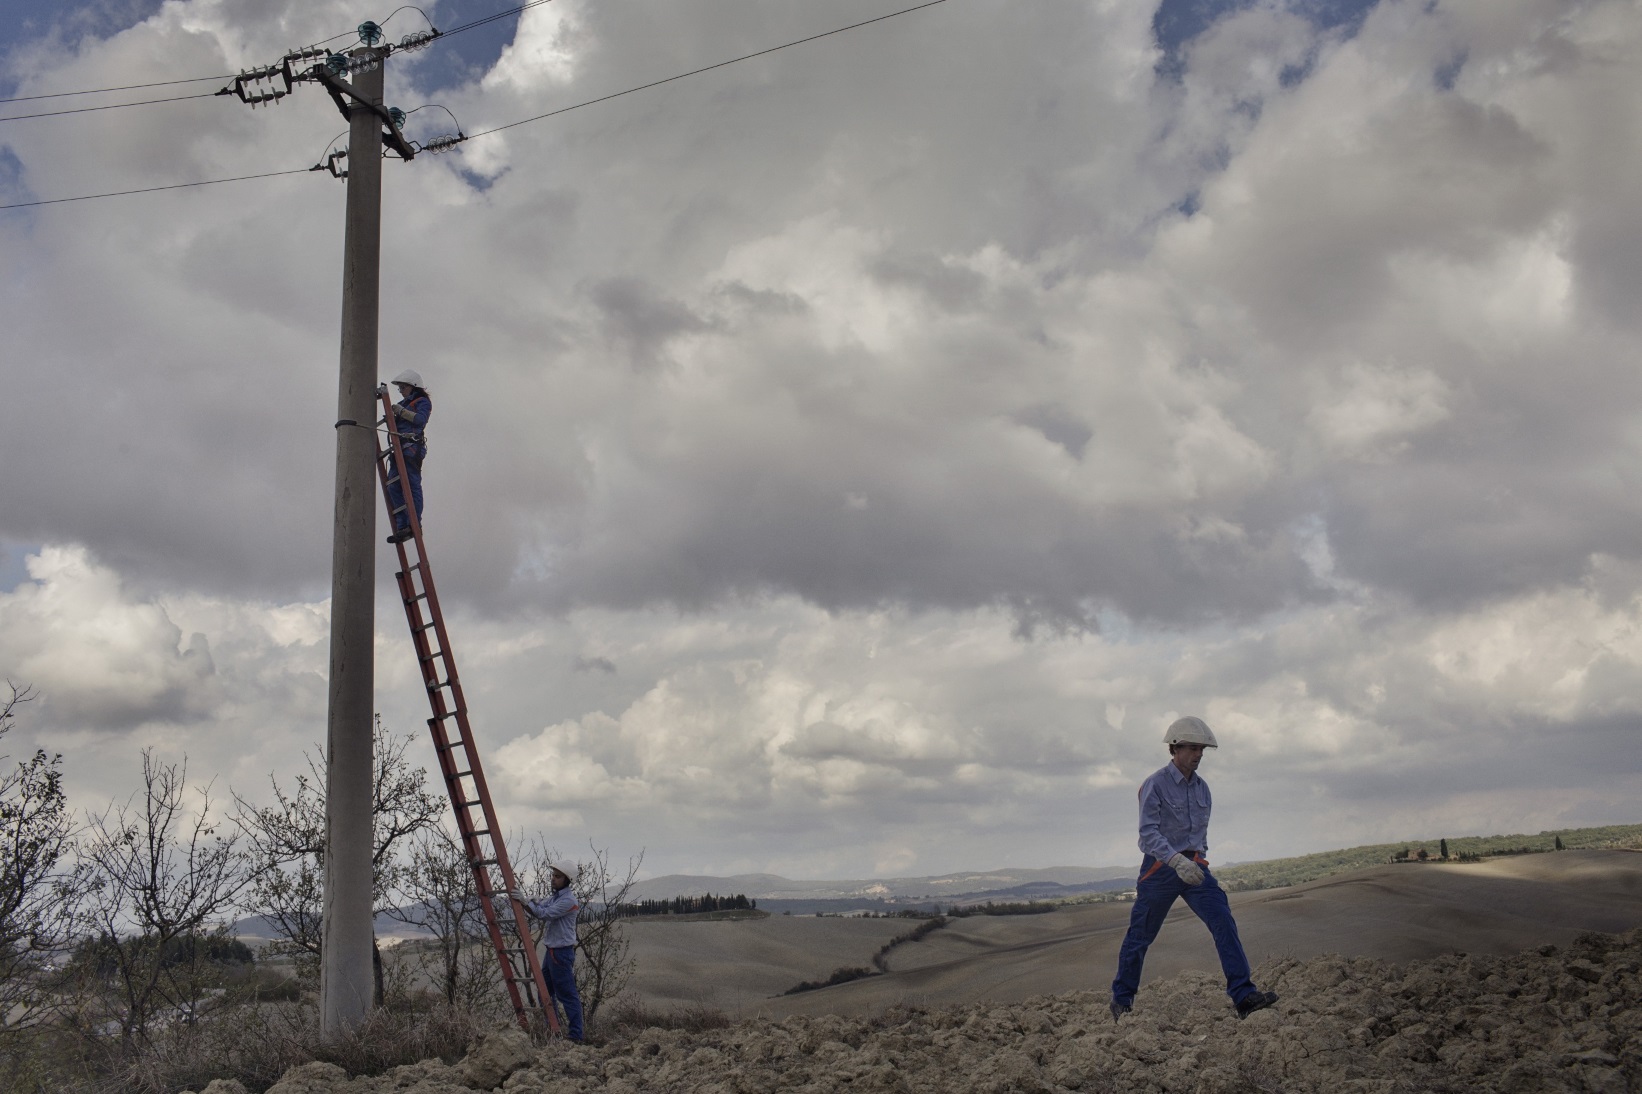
[
  {"xmin": 0, "ymin": 91, "xmax": 218, "ymax": 123},
  {"xmin": 465, "ymin": 0, "xmax": 950, "ymax": 140},
  {"xmin": 3, "ymin": 0, "xmax": 956, "ymax": 210},
  {"xmin": 0, "ymin": 0, "xmax": 549, "ymax": 108},
  {"xmin": 0, "ymin": 169, "xmax": 311, "ymax": 211},
  {"xmin": 440, "ymin": 0, "xmax": 554, "ymax": 39},
  {"xmin": 0, "ymin": 74, "xmax": 234, "ymax": 105}
]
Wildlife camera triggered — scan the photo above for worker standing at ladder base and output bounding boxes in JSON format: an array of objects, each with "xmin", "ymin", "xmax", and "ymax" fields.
[
  {"xmin": 1109, "ymin": 716, "xmax": 1279, "ymax": 1023},
  {"xmin": 382, "ymin": 369, "xmax": 432, "ymax": 543},
  {"xmin": 511, "ymin": 864, "xmax": 585, "ymax": 1041}
]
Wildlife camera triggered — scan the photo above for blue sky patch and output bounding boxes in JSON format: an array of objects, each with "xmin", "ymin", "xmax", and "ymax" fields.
[
  {"xmin": 1434, "ymin": 49, "xmax": 1466, "ymax": 91},
  {"xmin": 391, "ymin": 0, "xmax": 526, "ymax": 98},
  {"xmin": 1154, "ymin": 0, "xmax": 1381, "ymax": 80}
]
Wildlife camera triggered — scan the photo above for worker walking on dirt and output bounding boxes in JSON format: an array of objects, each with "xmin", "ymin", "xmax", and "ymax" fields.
[
  {"xmin": 380, "ymin": 369, "xmax": 431, "ymax": 544},
  {"xmin": 1109, "ymin": 716, "xmax": 1279, "ymax": 1023},
  {"xmin": 510, "ymin": 864, "xmax": 585, "ymax": 1041}
]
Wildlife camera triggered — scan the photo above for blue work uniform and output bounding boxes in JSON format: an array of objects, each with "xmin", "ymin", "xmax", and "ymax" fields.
[
  {"xmin": 1111, "ymin": 761, "xmax": 1258, "ymax": 1009},
  {"xmin": 385, "ymin": 389, "xmax": 431, "ymax": 534},
  {"xmin": 520, "ymin": 886, "xmax": 583, "ymax": 1040}
]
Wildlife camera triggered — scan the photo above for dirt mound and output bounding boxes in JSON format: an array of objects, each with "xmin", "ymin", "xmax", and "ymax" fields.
[{"xmin": 251, "ymin": 928, "xmax": 1641, "ymax": 1094}]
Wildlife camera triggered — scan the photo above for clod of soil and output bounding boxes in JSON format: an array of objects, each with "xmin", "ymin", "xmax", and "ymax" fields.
[{"xmin": 250, "ymin": 928, "xmax": 1642, "ymax": 1093}]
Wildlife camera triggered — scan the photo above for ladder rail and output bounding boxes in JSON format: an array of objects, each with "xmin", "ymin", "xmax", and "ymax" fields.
[{"xmin": 374, "ymin": 389, "xmax": 561, "ymax": 1035}]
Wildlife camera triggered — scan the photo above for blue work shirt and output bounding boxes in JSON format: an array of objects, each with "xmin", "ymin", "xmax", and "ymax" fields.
[
  {"xmin": 521, "ymin": 886, "xmax": 580, "ymax": 949},
  {"xmin": 394, "ymin": 391, "xmax": 431, "ymax": 443},
  {"xmin": 1137, "ymin": 761, "xmax": 1212, "ymax": 862}
]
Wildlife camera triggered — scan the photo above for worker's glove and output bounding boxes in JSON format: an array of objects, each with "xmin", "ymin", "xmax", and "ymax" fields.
[
  {"xmin": 1168, "ymin": 853, "xmax": 1204, "ymax": 886},
  {"xmin": 376, "ymin": 383, "xmax": 388, "ymax": 396}
]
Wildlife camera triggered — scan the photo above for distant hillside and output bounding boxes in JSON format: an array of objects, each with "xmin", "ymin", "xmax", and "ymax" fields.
[
  {"xmin": 628, "ymin": 825, "xmax": 1642, "ymax": 910},
  {"xmin": 627, "ymin": 865, "xmax": 1134, "ymax": 908},
  {"xmin": 1215, "ymin": 822, "xmax": 1642, "ymax": 892}
]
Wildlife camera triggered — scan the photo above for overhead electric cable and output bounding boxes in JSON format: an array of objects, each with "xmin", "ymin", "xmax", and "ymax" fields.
[
  {"xmin": 439, "ymin": 0, "xmax": 554, "ymax": 39},
  {"xmin": 0, "ymin": 74, "xmax": 235, "ymax": 104},
  {"xmin": 464, "ymin": 0, "xmax": 950, "ymax": 140},
  {"xmin": 0, "ymin": 1, "xmax": 528, "ymax": 108},
  {"xmin": 4, "ymin": 0, "xmax": 957, "ymax": 209},
  {"xmin": 380, "ymin": 5, "xmax": 437, "ymax": 31},
  {"xmin": 0, "ymin": 90, "xmax": 217, "ymax": 123},
  {"xmin": 0, "ymin": 0, "xmax": 540, "ymax": 109},
  {"xmin": 0, "ymin": 169, "xmax": 310, "ymax": 211}
]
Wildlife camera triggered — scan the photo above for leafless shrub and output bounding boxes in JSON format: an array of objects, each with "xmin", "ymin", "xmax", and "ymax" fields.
[
  {"xmin": 383, "ymin": 826, "xmax": 500, "ymax": 1010},
  {"xmin": 233, "ymin": 718, "xmax": 443, "ymax": 1001},
  {"xmin": 110, "ymin": 998, "xmax": 502, "ymax": 1094},
  {"xmin": 76, "ymin": 751, "xmax": 249, "ymax": 1053},
  {"xmin": 596, "ymin": 997, "xmax": 732, "ymax": 1036},
  {"xmin": 0, "ymin": 683, "xmax": 92, "ymax": 1038},
  {"xmin": 517, "ymin": 839, "xmax": 642, "ymax": 1025}
]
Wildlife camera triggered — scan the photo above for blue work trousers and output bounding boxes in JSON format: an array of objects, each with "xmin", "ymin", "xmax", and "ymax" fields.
[
  {"xmin": 385, "ymin": 442, "xmax": 425, "ymax": 532},
  {"xmin": 542, "ymin": 945, "xmax": 584, "ymax": 1041},
  {"xmin": 1111, "ymin": 855, "xmax": 1255, "ymax": 1006}
]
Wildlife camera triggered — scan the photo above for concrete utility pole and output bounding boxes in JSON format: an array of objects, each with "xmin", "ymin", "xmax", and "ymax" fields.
[
  {"xmin": 320, "ymin": 45, "xmax": 386, "ymax": 1036},
  {"xmin": 218, "ymin": 26, "xmax": 419, "ymax": 1038}
]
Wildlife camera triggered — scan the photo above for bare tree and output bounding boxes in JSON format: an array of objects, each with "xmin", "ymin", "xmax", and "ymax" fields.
[
  {"xmin": 519, "ymin": 839, "xmax": 642, "ymax": 1025},
  {"xmin": 570, "ymin": 845, "xmax": 641, "ymax": 1022},
  {"xmin": 78, "ymin": 752, "xmax": 248, "ymax": 1049},
  {"xmin": 384, "ymin": 825, "xmax": 497, "ymax": 1009},
  {"xmin": 233, "ymin": 718, "xmax": 443, "ymax": 1001},
  {"xmin": 231, "ymin": 760, "xmax": 324, "ymax": 973},
  {"xmin": 0, "ymin": 684, "xmax": 90, "ymax": 1034}
]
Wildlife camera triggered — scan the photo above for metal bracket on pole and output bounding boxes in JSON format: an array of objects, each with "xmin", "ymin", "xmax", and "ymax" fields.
[
  {"xmin": 217, "ymin": 45, "xmax": 332, "ymax": 107},
  {"xmin": 313, "ymin": 148, "xmax": 350, "ymax": 179},
  {"xmin": 314, "ymin": 58, "xmax": 417, "ymax": 161}
]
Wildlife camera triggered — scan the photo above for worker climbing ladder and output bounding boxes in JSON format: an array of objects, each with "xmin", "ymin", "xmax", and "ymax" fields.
[{"xmin": 373, "ymin": 387, "xmax": 560, "ymax": 1035}]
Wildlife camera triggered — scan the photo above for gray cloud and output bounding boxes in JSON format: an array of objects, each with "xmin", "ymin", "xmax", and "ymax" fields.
[{"xmin": 3, "ymin": 0, "xmax": 1642, "ymax": 876}]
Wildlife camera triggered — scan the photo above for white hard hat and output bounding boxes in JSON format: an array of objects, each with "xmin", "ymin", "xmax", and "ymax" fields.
[
  {"xmin": 1163, "ymin": 716, "xmax": 1218, "ymax": 748},
  {"xmin": 391, "ymin": 368, "xmax": 425, "ymax": 388}
]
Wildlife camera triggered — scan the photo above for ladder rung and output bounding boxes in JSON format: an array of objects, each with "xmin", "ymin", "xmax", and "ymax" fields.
[{"xmin": 377, "ymin": 468, "xmax": 565, "ymax": 1037}]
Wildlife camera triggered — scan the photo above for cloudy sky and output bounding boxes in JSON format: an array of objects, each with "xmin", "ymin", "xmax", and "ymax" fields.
[{"xmin": 2, "ymin": 0, "xmax": 1639, "ymax": 881}]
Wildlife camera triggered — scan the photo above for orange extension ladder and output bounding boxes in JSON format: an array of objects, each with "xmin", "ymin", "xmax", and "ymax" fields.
[{"xmin": 374, "ymin": 387, "xmax": 560, "ymax": 1035}]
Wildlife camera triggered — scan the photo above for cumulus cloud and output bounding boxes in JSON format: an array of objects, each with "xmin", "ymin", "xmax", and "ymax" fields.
[
  {"xmin": 0, "ymin": 544, "xmax": 332, "ymax": 812},
  {"xmin": 3, "ymin": 0, "xmax": 1642, "ymax": 876},
  {"xmin": 0, "ymin": 546, "xmax": 215, "ymax": 729}
]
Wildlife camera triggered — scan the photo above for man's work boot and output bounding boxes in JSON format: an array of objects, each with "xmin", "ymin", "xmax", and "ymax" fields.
[
  {"xmin": 1235, "ymin": 990, "xmax": 1279, "ymax": 1019},
  {"xmin": 387, "ymin": 527, "xmax": 414, "ymax": 543},
  {"xmin": 1110, "ymin": 1000, "xmax": 1131, "ymax": 1024}
]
